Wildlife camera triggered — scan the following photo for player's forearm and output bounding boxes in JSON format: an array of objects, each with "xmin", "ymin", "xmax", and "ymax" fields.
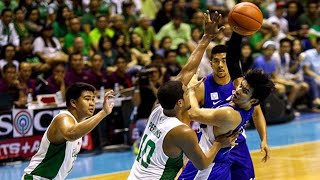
[
  {"xmin": 226, "ymin": 32, "xmax": 243, "ymax": 80},
  {"xmin": 201, "ymin": 142, "xmax": 222, "ymax": 169},
  {"xmin": 66, "ymin": 110, "xmax": 108, "ymax": 141},
  {"xmin": 252, "ymin": 105, "xmax": 267, "ymax": 142}
]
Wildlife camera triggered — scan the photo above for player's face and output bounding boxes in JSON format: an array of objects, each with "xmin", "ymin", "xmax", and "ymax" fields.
[
  {"xmin": 211, "ymin": 53, "xmax": 228, "ymax": 78},
  {"xmin": 233, "ymin": 80, "xmax": 254, "ymax": 105},
  {"xmin": 75, "ymin": 91, "xmax": 96, "ymax": 118}
]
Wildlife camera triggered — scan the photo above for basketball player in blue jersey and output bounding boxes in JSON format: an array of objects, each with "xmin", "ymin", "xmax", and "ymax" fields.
[
  {"xmin": 179, "ymin": 31, "xmax": 270, "ymax": 179},
  {"xmin": 182, "ymin": 68, "xmax": 274, "ymax": 180}
]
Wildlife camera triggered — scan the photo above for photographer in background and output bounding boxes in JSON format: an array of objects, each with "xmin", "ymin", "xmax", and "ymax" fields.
[{"xmin": 131, "ymin": 64, "xmax": 164, "ymax": 154}]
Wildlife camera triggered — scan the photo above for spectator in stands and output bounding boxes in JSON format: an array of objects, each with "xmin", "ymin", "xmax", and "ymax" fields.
[
  {"xmin": 0, "ymin": 63, "xmax": 26, "ymax": 106},
  {"xmin": 13, "ymin": 7, "xmax": 29, "ymax": 39},
  {"xmin": 112, "ymin": 32, "xmax": 130, "ymax": 60},
  {"xmin": 64, "ymin": 17, "xmax": 90, "ymax": 55},
  {"xmin": 240, "ymin": 43, "xmax": 254, "ymax": 73},
  {"xmin": 18, "ymin": 62, "xmax": 36, "ymax": 97},
  {"xmin": 273, "ymin": 38, "xmax": 309, "ymax": 111},
  {"xmin": 268, "ymin": 1, "xmax": 288, "ymax": 33},
  {"xmin": 156, "ymin": 11, "xmax": 191, "ymax": 50},
  {"xmin": 163, "ymin": 49, "xmax": 181, "ymax": 81},
  {"xmin": 269, "ymin": 21, "xmax": 286, "ymax": 49},
  {"xmin": 110, "ymin": 15, "xmax": 127, "ymax": 41},
  {"xmin": 122, "ymin": 1, "xmax": 138, "ymax": 32},
  {"xmin": 303, "ymin": 37, "xmax": 320, "ymax": 110},
  {"xmin": 190, "ymin": 13, "xmax": 204, "ymax": 32},
  {"xmin": 186, "ymin": 1, "xmax": 202, "ymax": 23},
  {"xmin": 309, "ymin": 24, "xmax": 320, "ymax": 48},
  {"xmin": 155, "ymin": 36, "xmax": 172, "ymax": 57},
  {"xmin": 249, "ymin": 21, "xmax": 273, "ymax": 54},
  {"xmin": 297, "ymin": 0, "xmax": 320, "ymax": 28},
  {"xmin": 81, "ymin": 0, "xmax": 100, "ymax": 34},
  {"xmin": 33, "ymin": 23, "xmax": 68, "ymax": 64},
  {"xmin": 52, "ymin": 5, "xmax": 71, "ymax": 41},
  {"xmin": 133, "ymin": 15, "xmax": 157, "ymax": 51},
  {"xmin": 108, "ymin": 56, "xmax": 133, "ymax": 90},
  {"xmin": 39, "ymin": 62, "xmax": 66, "ymax": 99},
  {"xmin": 285, "ymin": 0, "xmax": 304, "ymax": 37},
  {"xmin": 0, "ymin": 44, "xmax": 19, "ymax": 71},
  {"xmin": 25, "ymin": 7, "xmax": 43, "ymax": 38},
  {"xmin": 252, "ymin": 41, "xmax": 285, "ymax": 95},
  {"xmin": 0, "ymin": 8, "xmax": 19, "ymax": 47},
  {"xmin": 98, "ymin": 35, "xmax": 118, "ymax": 72},
  {"xmin": 89, "ymin": 15, "xmax": 114, "ymax": 51},
  {"xmin": 65, "ymin": 53, "xmax": 90, "ymax": 86},
  {"xmin": 86, "ymin": 54, "xmax": 111, "ymax": 90},
  {"xmin": 153, "ymin": 0, "xmax": 174, "ymax": 33},
  {"xmin": 129, "ymin": 32, "xmax": 152, "ymax": 68},
  {"xmin": 15, "ymin": 37, "xmax": 50, "ymax": 75},
  {"xmin": 176, "ymin": 42, "xmax": 190, "ymax": 67}
]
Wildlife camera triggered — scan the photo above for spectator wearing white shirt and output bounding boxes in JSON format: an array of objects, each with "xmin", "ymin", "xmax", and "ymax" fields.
[{"xmin": 0, "ymin": 8, "xmax": 19, "ymax": 47}]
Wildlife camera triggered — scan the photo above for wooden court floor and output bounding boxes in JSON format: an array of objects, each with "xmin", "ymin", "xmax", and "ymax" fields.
[{"xmin": 79, "ymin": 141, "xmax": 320, "ymax": 180}]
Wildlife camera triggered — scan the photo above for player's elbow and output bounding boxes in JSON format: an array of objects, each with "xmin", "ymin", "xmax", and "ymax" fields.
[{"xmin": 63, "ymin": 131, "xmax": 80, "ymax": 141}]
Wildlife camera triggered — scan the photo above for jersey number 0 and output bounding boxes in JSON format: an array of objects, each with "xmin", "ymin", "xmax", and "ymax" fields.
[{"xmin": 136, "ymin": 134, "xmax": 155, "ymax": 168}]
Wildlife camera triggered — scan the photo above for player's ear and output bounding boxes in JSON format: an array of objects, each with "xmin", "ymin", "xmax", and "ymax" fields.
[
  {"xmin": 70, "ymin": 99, "xmax": 77, "ymax": 108},
  {"xmin": 177, "ymin": 99, "xmax": 184, "ymax": 108},
  {"xmin": 249, "ymin": 98, "xmax": 259, "ymax": 106}
]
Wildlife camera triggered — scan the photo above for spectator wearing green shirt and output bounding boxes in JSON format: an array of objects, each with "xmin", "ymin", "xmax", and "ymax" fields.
[
  {"xmin": 133, "ymin": 15, "xmax": 157, "ymax": 51},
  {"xmin": 89, "ymin": 15, "xmax": 114, "ymax": 51},
  {"xmin": 297, "ymin": 1, "xmax": 320, "ymax": 28},
  {"xmin": 64, "ymin": 17, "xmax": 90, "ymax": 56},
  {"xmin": 309, "ymin": 24, "xmax": 320, "ymax": 48},
  {"xmin": 13, "ymin": 7, "xmax": 29, "ymax": 39},
  {"xmin": 156, "ymin": 12, "xmax": 191, "ymax": 50},
  {"xmin": 52, "ymin": 6, "xmax": 71, "ymax": 41},
  {"xmin": 81, "ymin": 0, "xmax": 108, "ymax": 34},
  {"xmin": 249, "ymin": 22, "xmax": 274, "ymax": 55}
]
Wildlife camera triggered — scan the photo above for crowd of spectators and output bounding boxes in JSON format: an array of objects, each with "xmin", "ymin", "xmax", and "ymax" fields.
[{"xmin": 0, "ymin": 0, "xmax": 319, "ymax": 147}]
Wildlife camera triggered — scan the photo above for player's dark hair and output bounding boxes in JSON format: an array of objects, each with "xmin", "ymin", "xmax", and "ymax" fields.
[
  {"xmin": 157, "ymin": 80, "xmax": 184, "ymax": 109},
  {"xmin": 211, "ymin": 45, "xmax": 227, "ymax": 57},
  {"xmin": 66, "ymin": 82, "xmax": 96, "ymax": 106},
  {"xmin": 244, "ymin": 69, "xmax": 275, "ymax": 106}
]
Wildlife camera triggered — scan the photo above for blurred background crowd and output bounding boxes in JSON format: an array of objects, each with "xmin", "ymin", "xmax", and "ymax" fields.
[{"xmin": 0, "ymin": 0, "xmax": 320, "ymax": 150}]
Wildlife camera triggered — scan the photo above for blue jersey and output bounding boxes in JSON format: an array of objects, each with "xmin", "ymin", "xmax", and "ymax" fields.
[
  {"xmin": 213, "ymin": 104, "xmax": 254, "ymax": 162},
  {"xmin": 203, "ymin": 74, "xmax": 234, "ymax": 108},
  {"xmin": 179, "ymin": 104, "xmax": 254, "ymax": 180}
]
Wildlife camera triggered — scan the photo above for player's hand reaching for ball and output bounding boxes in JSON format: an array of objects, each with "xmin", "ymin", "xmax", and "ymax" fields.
[
  {"xmin": 102, "ymin": 90, "xmax": 115, "ymax": 115},
  {"xmin": 203, "ymin": 10, "xmax": 225, "ymax": 39}
]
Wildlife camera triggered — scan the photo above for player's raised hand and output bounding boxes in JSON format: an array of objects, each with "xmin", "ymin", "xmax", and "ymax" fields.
[
  {"xmin": 203, "ymin": 10, "xmax": 225, "ymax": 39},
  {"xmin": 102, "ymin": 90, "xmax": 115, "ymax": 115},
  {"xmin": 215, "ymin": 130, "xmax": 240, "ymax": 148}
]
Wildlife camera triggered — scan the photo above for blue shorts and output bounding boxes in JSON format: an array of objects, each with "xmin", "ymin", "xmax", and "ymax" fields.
[
  {"xmin": 229, "ymin": 139, "xmax": 255, "ymax": 180},
  {"xmin": 179, "ymin": 160, "xmax": 231, "ymax": 180},
  {"xmin": 179, "ymin": 136, "xmax": 254, "ymax": 180}
]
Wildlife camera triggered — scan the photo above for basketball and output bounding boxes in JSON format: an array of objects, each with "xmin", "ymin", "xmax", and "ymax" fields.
[{"xmin": 228, "ymin": 2, "xmax": 263, "ymax": 36}]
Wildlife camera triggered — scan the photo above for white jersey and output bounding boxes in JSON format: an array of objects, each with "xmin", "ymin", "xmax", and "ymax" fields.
[
  {"xmin": 128, "ymin": 105, "xmax": 186, "ymax": 180},
  {"xmin": 23, "ymin": 111, "xmax": 82, "ymax": 180}
]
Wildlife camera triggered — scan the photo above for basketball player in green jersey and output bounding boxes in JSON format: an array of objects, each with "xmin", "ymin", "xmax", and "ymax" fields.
[{"xmin": 22, "ymin": 82, "xmax": 114, "ymax": 179}]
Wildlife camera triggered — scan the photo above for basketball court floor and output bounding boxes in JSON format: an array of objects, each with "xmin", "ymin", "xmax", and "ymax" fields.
[{"xmin": 1, "ymin": 113, "xmax": 320, "ymax": 180}]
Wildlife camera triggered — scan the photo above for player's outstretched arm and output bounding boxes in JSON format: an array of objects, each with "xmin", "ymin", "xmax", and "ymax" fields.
[
  {"xmin": 252, "ymin": 105, "xmax": 270, "ymax": 162},
  {"xmin": 175, "ymin": 11, "xmax": 224, "ymax": 86},
  {"xmin": 226, "ymin": 32, "xmax": 243, "ymax": 86},
  {"xmin": 55, "ymin": 90, "xmax": 114, "ymax": 141},
  {"xmin": 172, "ymin": 126, "xmax": 239, "ymax": 170}
]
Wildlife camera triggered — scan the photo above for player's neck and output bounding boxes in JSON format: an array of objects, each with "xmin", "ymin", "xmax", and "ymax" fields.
[
  {"xmin": 230, "ymin": 101, "xmax": 252, "ymax": 111},
  {"xmin": 163, "ymin": 109, "xmax": 177, "ymax": 117},
  {"xmin": 213, "ymin": 74, "xmax": 231, "ymax": 85},
  {"xmin": 67, "ymin": 108, "xmax": 84, "ymax": 122}
]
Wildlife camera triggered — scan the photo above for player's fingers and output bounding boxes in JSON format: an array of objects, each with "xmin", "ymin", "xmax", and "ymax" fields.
[
  {"xmin": 213, "ymin": 11, "xmax": 219, "ymax": 22},
  {"xmin": 207, "ymin": 10, "xmax": 211, "ymax": 22}
]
